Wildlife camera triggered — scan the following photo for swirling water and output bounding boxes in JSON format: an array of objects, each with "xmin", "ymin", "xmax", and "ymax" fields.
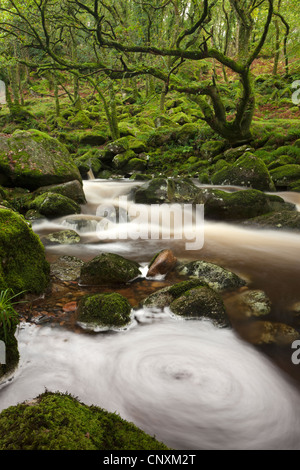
[{"xmin": 1, "ymin": 180, "xmax": 300, "ymax": 450}]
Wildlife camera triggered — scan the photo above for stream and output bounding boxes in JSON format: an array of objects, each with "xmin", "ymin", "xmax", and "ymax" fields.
[{"xmin": 1, "ymin": 179, "xmax": 300, "ymax": 450}]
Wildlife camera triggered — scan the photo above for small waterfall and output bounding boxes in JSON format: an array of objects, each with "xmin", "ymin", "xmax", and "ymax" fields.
[{"xmin": 87, "ymin": 168, "xmax": 95, "ymax": 180}]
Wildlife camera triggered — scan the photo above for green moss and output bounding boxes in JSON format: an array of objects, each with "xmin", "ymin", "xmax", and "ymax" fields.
[
  {"xmin": 0, "ymin": 131, "xmax": 81, "ymax": 190},
  {"xmin": 168, "ymin": 279, "xmax": 207, "ymax": 298},
  {"xmin": 124, "ymin": 158, "xmax": 147, "ymax": 172},
  {"xmin": 77, "ymin": 292, "xmax": 132, "ymax": 327},
  {"xmin": 0, "ymin": 392, "xmax": 170, "ymax": 450},
  {"xmin": 211, "ymin": 152, "xmax": 275, "ymax": 191},
  {"xmin": 29, "ymin": 192, "xmax": 81, "ymax": 217},
  {"xmin": 79, "ymin": 253, "xmax": 141, "ymax": 286},
  {"xmin": 169, "ymin": 286, "xmax": 229, "ymax": 327},
  {"xmin": 112, "ymin": 150, "xmax": 136, "ymax": 169},
  {"xmin": 199, "ymin": 188, "xmax": 278, "ymax": 220},
  {"xmin": 201, "ymin": 140, "xmax": 225, "ymax": 159},
  {"xmin": 74, "ymin": 150, "xmax": 102, "ymax": 176},
  {"xmin": 0, "ymin": 208, "xmax": 50, "ymax": 294},
  {"xmin": 270, "ymin": 164, "xmax": 300, "ymax": 188}
]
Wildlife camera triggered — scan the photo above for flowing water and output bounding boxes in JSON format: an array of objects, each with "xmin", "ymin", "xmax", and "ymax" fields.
[{"xmin": 1, "ymin": 179, "xmax": 300, "ymax": 450}]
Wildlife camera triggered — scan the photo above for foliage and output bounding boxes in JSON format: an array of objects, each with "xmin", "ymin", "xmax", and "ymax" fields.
[{"xmin": 0, "ymin": 288, "xmax": 24, "ymax": 343}]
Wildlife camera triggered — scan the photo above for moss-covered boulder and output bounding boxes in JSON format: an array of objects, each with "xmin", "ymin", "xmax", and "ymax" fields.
[
  {"xmin": 79, "ymin": 253, "xmax": 141, "ymax": 286},
  {"xmin": 201, "ymin": 140, "xmax": 225, "ymax": 159},
  {"xmin": 269, "ymin": 164, "xmax": 300, "ymax": 189},
  {"xmin": 78, "ymin": 130, "xmax": 107, "ymax": 146},
  {"xmin": 0, "ymin": 392, "xmax": 169, "ymax": 450},
  {"xmin": 33, "ymin": 180, "xmax": 86, "ymax": 205},
  {"xmin": 128, "ymin": 139, "xmax": 147, "ymax": 154},
  {"xmin": 222, "ymin": 145, "xmax": 254, "ymax": 161},
  {"xmin": 104, "ymin": 137, "xmax": 130, "ymax": 159},
  {"xmin": 242, "ymin": 210, "xmax": 300, "ymax": 231},
  {"xmin": 123, "ymin": 157, "xmax": 148, "ymax": 173},
  {"xmin": 196, "ymin": 188, "xmax": 275, "ymax": 221},
  {"xmin": 29, "ymin": 192, "xmax": 81, "ymax": 218},
  {"xmin": 176, "ymin": 260, "xmax": 246, "ymax": 291},
  {"xmin": 77, "ymin": 292, "xmax": 132, "ymax": 329},
  {"xmin": 211, "ymin": 153, "xmax": 275, "ymax": 191},
  {"xmin": 169, "ymin": 286, "xmax": 229, "ymax": 327},
  {"xmin": 0, "ymin": 208, "xmax": 50, "ymax": 293},
  {"xmin": 134, "ymin": 177, "xmax": 199, "ymax": 204},
  {"xmin": 112, "ymin": 150, "xmax": 136, "ymax": 170},
  {"xmin": 74, "ymin": 151, "xmax": 103, "ymax": 178},
  {"xmin": 0, "ymin": 130, "xmax": 82, "ymax": 190},
  {"xmin": 142, "ymin": 279, "xmax": 230, "ymax": 327}
]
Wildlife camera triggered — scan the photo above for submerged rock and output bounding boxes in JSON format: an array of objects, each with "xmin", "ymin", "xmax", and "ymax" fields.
[
  {"xmin": 0, "ymin": 129, "xmax": 81, "ymax": 190},
  {"xmin": 147, "ymin": 249, "xmax": 177, "ymax": 277},
  {"xmin": 42, "ymin": 230, "xmax": 81, "ymax": 246},
  {"xmin": 77, "ymin": 292, "xmax": 132, "ymax": 329},
  {"xmin": 79, "ymin": 253, "xmax": 141, "ymax": 285},
  {"xmin": 176, "ymin": 260, "xmax": 246, "ymax": 292},
  {"xmin": 50, "ymin": 255, "xmax": 84, "ymax": 281},
  {"xmin": 242, "ymin": 321, "xmax": 300, "ymax": 346},
  {"xmin": 0, "ymin": 208, "xmax": 50, "ymax": 293},
  {"xmin": 228, "ymin": 289, "xmax": 272, "ymax": 321}
]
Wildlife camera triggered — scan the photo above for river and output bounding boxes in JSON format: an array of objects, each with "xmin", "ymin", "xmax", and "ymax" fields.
[{"xmin": 0, "ymin": 179, "xmax": 300, "ymax": 450}]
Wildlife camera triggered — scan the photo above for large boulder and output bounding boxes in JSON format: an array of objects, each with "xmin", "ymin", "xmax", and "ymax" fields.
[
  {"xmin": 269, "ymin": 164, "xmax": 300, "ymax": 189},
  {"xmin": 0, "ymin": 208, "xmax": 50, "ymax": 293},
  {"xmin": 196, "ymin": 188, "xmax": 275, "ymax": 221},
  {"xmin": 79, "ymin": 253, "xmax": 141, "ymax": 286},
  {"xmin": 211, "ymin": 152, "xmax": 275, "ymax": 191},
  {"xmin": 0, "ymin": 130, "xmax": 82, "ymax": 190}
]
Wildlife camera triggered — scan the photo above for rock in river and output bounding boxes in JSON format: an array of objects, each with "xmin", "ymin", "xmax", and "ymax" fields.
[
  {"xmin": 176, "ymin": 260, "xmax": 246, "ymax": 292},
  {"xmin": 79, "ymin": 253, "xmax": 141, "ymax": 286},
  {"xmin": 77, "ymin": 292, "xmax": 132, "ymax": 330},
  {"xmin": 142, "ymin": 279, "xmax": 230, "ymax": 328}
]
